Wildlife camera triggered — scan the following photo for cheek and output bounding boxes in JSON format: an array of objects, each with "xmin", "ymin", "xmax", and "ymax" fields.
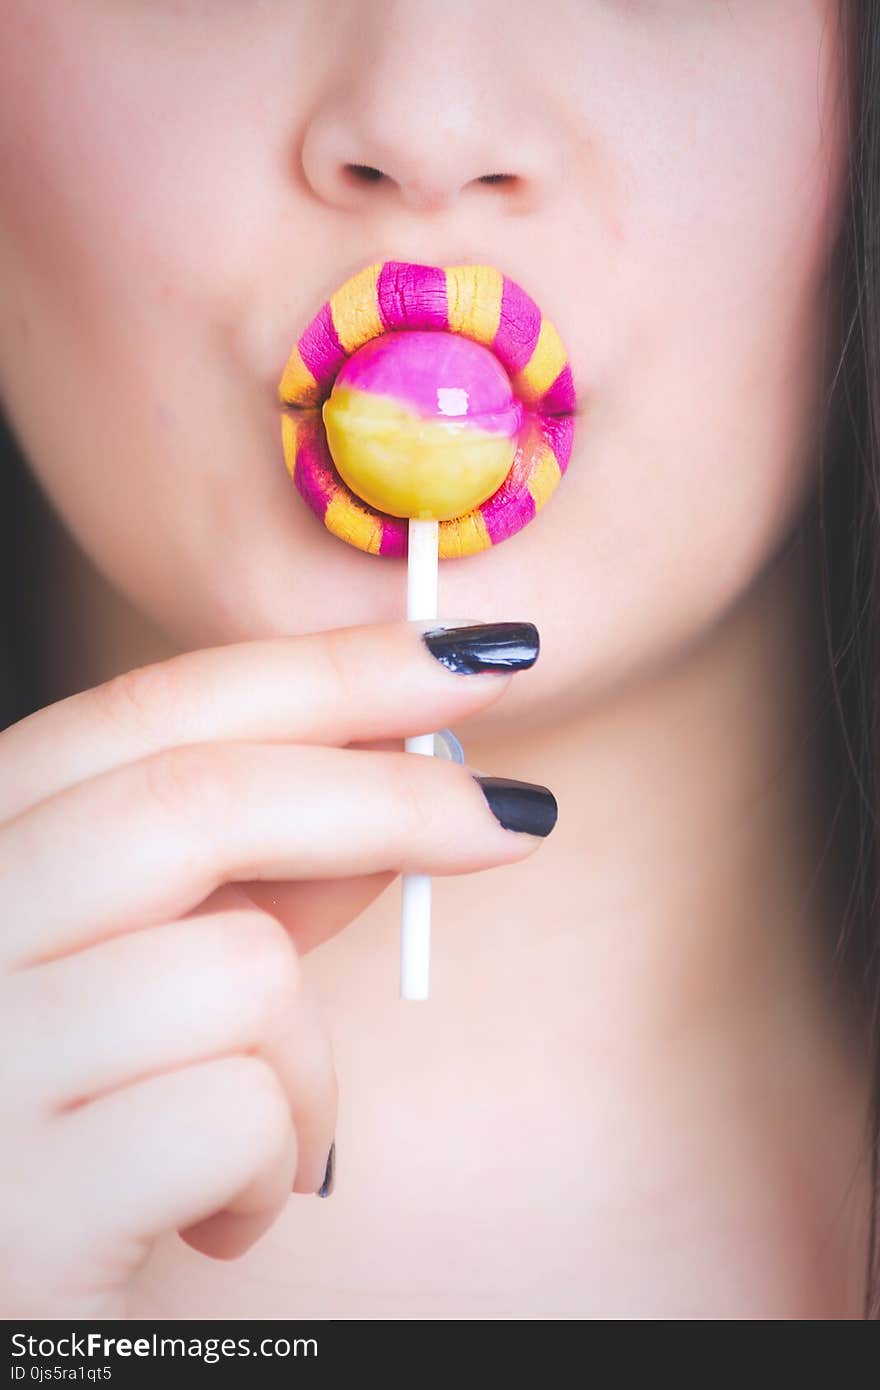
[
  {"xmin": 0, "ymin": 0, "xmax": 291, "ymax": 429},
  {"xmin": 0, "ymin": 5, "xmax": 286, "ymax": 287},
  {"xmin": 0, "ymin": 0, "xmax": 853, "ymax": 724},
  {"xmin": 476, "ymin": 4, "xmax": 851, "ymax": 731},
  {"xmin": 0, "ymin": 3, "xmax": 298, "ymax": 632},
  {"xmin": 538, "ymin": 4, "xmax": 848, "ymax": 694}
]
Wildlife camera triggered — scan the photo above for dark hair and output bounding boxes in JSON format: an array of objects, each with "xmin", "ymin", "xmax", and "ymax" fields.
[
  {"xmin": 0, "ymin": 407, "xmax": 42, "ymax": 729},
  {"xmin": 824, "ymin": 0, "xmax": 880, "ymax": 1318},
  {"xmin": 2, "ymin": 0, "xmax": 880, "ymax": 1316}
]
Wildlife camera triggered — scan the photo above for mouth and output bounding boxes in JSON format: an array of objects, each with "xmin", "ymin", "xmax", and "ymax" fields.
[{"xmin": 277, "ymin": 261, "xmax": 577, "ymax": 559}]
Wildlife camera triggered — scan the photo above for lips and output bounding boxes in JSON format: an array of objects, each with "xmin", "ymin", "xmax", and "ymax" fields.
[{"xmin": 277, "ymin": 261, "xmax": 577, "ymax": 558}]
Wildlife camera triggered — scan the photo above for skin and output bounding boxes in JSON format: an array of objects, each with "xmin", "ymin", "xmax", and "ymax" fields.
[{"xmin": 0, "ymin": 0, "xmax": 871, "ymax": 1317}]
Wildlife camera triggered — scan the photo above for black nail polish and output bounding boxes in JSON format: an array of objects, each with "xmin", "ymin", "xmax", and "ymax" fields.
[
  {"xmin": 317, "ymin": 1141, "xmax": 335, "ymax": 1198},
  {"xmin": 473, "ymin": 775, "xmax": 558, "ymax": 837},
  {"xmin": 421, "ymin": 622, "xmax": 539, "ymax": 675}
]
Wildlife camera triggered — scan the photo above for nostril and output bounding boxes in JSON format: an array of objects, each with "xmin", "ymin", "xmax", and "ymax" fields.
[{"xmin": 345, "ymin": 163, "xmax": 385, "ymax": 183}]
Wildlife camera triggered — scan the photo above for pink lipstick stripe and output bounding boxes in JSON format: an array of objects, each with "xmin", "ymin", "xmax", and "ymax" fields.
[
  {"xmin": 496, "ymin": 276, "xmax": 543, "ymax": 373},
  {"xmin": 377, "ymin": 262, "xmax": 448, "ymax": 331},
  {"xmin": 297, "ymin": 303, "xmax": 347, "ymax": 390}
]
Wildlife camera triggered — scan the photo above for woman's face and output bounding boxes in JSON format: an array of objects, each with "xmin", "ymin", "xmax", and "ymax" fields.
[{"xmin": 0, "ymin": 1, "xmax": 853, "ymax": 733}]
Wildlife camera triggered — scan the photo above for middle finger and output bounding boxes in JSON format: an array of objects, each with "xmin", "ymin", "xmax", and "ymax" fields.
[{"xmin": 0, "ymin": 741, "xmax": 549, "ymax": 970}]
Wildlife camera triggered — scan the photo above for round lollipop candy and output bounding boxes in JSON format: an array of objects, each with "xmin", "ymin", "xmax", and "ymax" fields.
[
  {"xmin": 277, "ymin": 262, "xmax": 577, "ymax": 999},
  {"xmin": 322, "ymin": 330, "xmax": 524, "ymax": 522}
]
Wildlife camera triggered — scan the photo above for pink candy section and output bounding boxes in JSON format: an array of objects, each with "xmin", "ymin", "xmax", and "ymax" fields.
[{"xmin": 333, "ymin": 332, "xmax": 523, "ymax": 437}]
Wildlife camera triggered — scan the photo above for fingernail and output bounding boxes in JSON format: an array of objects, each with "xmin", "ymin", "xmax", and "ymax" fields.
[
  {"xmin": 473, "ymin": 775, "xmax": 558, "ymax": 837},
  {"xmin": 421, "ymin": 622, "xmax": 539, "ymax": 675},
  {"xmin": 316, "ymin": 1141, "xmax": 335, "ymax": 1198}
]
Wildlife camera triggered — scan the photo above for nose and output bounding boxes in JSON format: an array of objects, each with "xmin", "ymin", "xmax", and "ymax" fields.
[{"xmin": 298, "ymin": 3, "xmax": 565, "ymax": 216}]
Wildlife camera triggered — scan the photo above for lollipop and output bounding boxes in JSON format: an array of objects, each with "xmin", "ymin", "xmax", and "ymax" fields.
[
  {"xmin": 278, "ymin": 262, "xmax": 577, "ymax": 998},
  {"xmin": 322, "ymin": 331, "xmax": 524, "ymax": 523}
]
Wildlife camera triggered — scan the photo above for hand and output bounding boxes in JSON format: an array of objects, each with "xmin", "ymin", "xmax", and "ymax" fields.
[{"xmin": 0, "ymin": 619, "xmax": 551, "ymax": 1316}]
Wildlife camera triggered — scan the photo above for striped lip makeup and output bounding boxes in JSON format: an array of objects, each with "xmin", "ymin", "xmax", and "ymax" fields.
[{"xmin": 277, "ymin": 261, "xmax": 577, "ymax": 559}]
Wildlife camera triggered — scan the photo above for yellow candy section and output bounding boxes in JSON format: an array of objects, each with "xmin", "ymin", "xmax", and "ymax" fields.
[{"xmin": 322, "ymin": 385, "xmax": 516, "ymax": 522}]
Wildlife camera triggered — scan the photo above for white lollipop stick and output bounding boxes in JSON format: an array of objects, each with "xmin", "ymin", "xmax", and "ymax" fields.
[{"xmin": 401, "ymin": 517, "xmax": 439, "ymax": 1001}]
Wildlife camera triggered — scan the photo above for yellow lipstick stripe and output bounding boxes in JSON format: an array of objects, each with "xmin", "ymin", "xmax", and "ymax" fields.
[
  {"xmin": 511, "ymin": 318, "xmax": 568, "ymax": 406},
  {"xmin": 330, "ymin": 263, "xmax": 385, "ymax": 353},
  {"xmin": 324, "ymin": 494, "xmax": 385, "ymax": 555},
  {"xmin": 438, "ymin": 508, "xmax": 492, "ymax": 559},
  {"xmin": 445, "ymin": 265, "xmax": 503, "ymax": 345},
  {"xmin": 526, "ymin": 443, "xmax": 562, "ymax": 512},
  {"xmin": 278, "ymin": 345, "xmax": 321, "ymax": 408},
  {"xmin": 280, "ymin": 412, "xmax": 300, "ymax": 479}
]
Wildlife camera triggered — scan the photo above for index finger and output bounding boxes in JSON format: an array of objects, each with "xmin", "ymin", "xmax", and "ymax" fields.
[{"xmin": 0, "ymin": 619, "xmax": 538, "ymax": 826}]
